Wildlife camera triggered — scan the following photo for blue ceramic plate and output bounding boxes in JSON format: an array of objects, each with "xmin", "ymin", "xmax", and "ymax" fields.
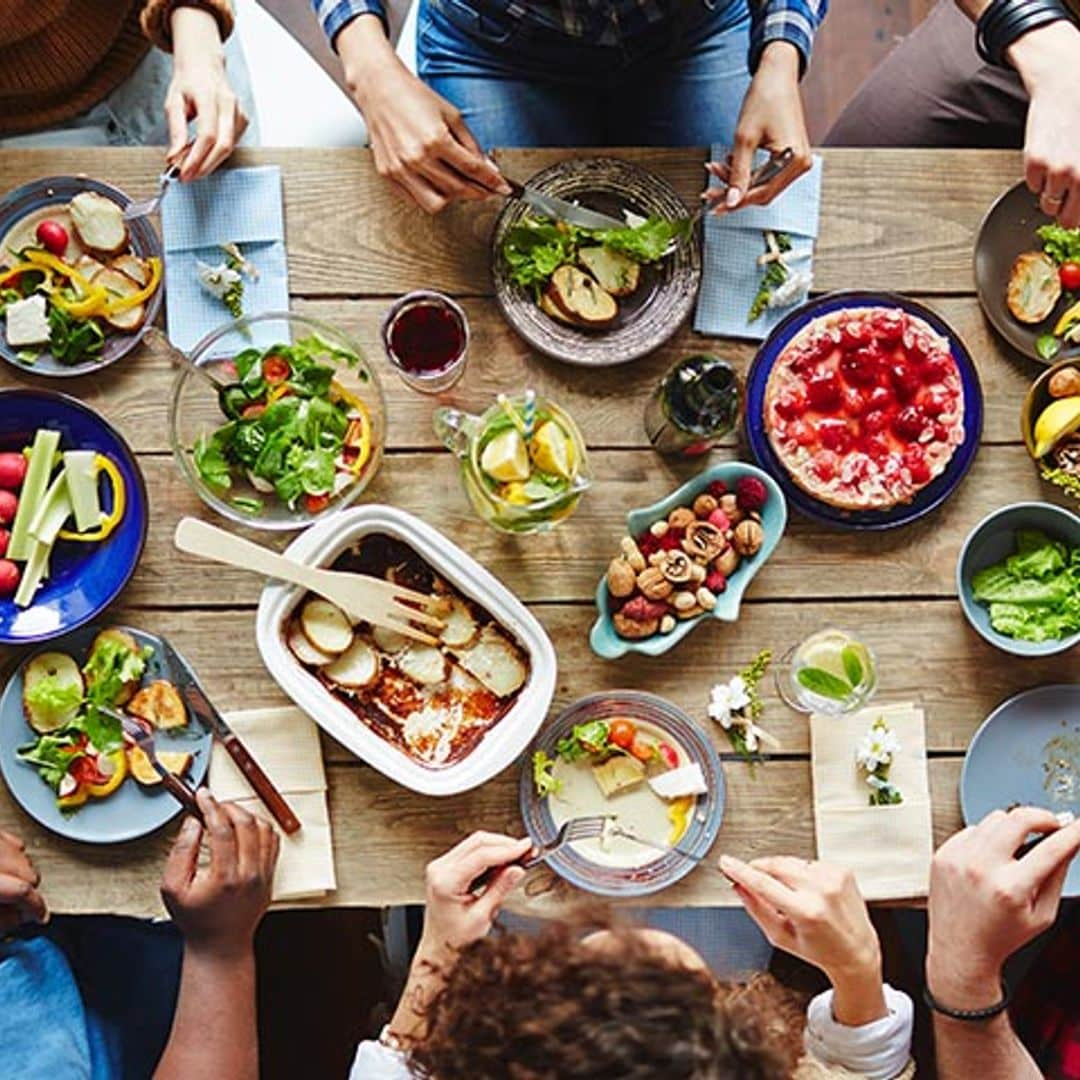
[
  {"xmin": 519, "ymin": 691, "xmax": 724, "ymax": 898},
  {"xmin": 0, "ymin": 175, "xmax": 163, "ymax": 377},
  {"xmin": 0, "ymin": 389, "xmax": 148, "ymax": 644},
  {"xmin": 744, "ymin": 291, "xmax": 984, "ymax": 530},
  {"xmin": 961, "ymin": 684, "xmax": 1080, "ymax": 897},
  {"xmin": 0, "ymin": 625, "xmax": 212, "ymax": 844},
  {"xmin": 590, "ymin": 462, "xmax": 786, "ymax": 660}
]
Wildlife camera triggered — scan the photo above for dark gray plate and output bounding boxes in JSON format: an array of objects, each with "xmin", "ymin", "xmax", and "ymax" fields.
[
  {"xmin": 491, "ymin": 158, "xmax": 702, "ymax": 367},
  {"xmin": 974, "ymin": 181, "xmax": 1080, "ymax": 365}
]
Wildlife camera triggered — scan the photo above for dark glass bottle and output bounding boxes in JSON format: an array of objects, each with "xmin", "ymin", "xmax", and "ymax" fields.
[{"xmin": 644, "ymin": 355, "xmax": 741, "ymax": 457}]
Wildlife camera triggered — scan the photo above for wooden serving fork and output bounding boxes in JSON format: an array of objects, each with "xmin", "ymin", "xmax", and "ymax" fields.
[{"xmin": 173, "ymin": 517, "xmax": 445, "ymax": 645}]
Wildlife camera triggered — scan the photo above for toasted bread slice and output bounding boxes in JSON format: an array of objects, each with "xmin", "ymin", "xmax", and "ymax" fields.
[
  {"xmin": 110, "ymin": 253, "xmax": 149, "ymax": 287},
  {"xmin": 128, "ymin": 747, "xmax": 193, "ymax": 786},
  {"xmin": 128, "ymin": 680, "xmax": 187, "ymax": 730},
  {"xmin": 93, "ymin": 267, "xmax": 146, "ymax": 332},
  {"xmin": 75, "ymin": 254, "xmax": 107, "ymax": 282},
  {"xmin": 69, "ymin": 191, "xmax": 128, "ymax": 256},
  {"xmin": 549, "ymin": 265, "xmax": 618, "ymax": 327},
  {"xmin": 1007, "ymin": 251, "xmax": 1061, "ymax": 324},
  {"xmin": 23, "ymin": 651, "xmax": 83, "ymax": 733},
  {"xmin": 578, "ymin": 246, "xmax": 640, "ymax": 297},
  {"xmin": 540, "ymin": 285, "xmax": 584, "ymax": 327}
]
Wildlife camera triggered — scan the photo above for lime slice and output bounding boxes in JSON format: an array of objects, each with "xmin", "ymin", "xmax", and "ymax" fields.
[
  {"xmin": 480, "ymin": 428, "xmax": 530, "ymax": 482},
  {"xmin": 529, "ymin": 420, "xmax": 574, "ymax": 479},
  {"xmin": 798, "ymin": 630, "xmax": 852, "ymax": 681},
  {"xmin": 1033, "ymin": 396, "xmax": 1080, "ymax": 458}
]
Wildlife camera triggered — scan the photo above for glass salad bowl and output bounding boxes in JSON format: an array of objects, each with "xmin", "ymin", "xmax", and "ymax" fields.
[{"xmin": 169, "ymin": 312, "xmax": 386, "ymax": 531}]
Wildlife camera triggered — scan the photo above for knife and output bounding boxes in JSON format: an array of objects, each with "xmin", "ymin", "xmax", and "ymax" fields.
[
  {"xmin": 504, "ymin": 176, "xmax": 627, "ymax": 231},
  {"xmin": 159, "ymin": 639, "xmax": 303, "ymax": 836}
]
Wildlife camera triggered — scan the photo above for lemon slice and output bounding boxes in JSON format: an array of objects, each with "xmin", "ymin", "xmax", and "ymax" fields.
[
  {"xmin": 481, "ymin": 428, "xmax": 530, "ymax": 482},
  {"xmin": 529, "ymin": 419, "xmax": 574, "ymax": 478},
  {"xmin": 1033, "ymin": 396, "xmax": 1080, "ymax": 458},
  {"xmin": 799, "ymin": 630, "xmax": 852, "ymax": 681}
]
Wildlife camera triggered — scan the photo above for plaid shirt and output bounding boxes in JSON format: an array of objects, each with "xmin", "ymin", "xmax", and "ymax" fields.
[{"xmin": 313, "ymin": 0, "xmax": 826, "ymax": 73}]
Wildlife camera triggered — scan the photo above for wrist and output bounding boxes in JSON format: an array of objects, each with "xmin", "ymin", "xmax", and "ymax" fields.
[
  {"xmin": 171, "ymin": 6, "xmax": 224, "ymax": 58},
  {"xmin": 339, "ymin": 14, "xmax": 398, "ymax": 100},
  {"xmin": 1005, "ymin": 14, "xmax": 1079, "ymax": 83},
  {"xmin": 757, "ymin": 40, "xmax": 802, "ymax": 78},
  {"xmin": 827, "ymin": 952, "xmax": 888, "ymax": 1026},
  {"xmin": 926, "ymin": 951, "xmax": 1004, "ymax": 1011},
  {"xmin": 183, "ymin": 932, "xmax": 256, "ymax": 965}
]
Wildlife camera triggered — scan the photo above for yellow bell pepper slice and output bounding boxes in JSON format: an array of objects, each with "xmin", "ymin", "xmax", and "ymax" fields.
[
  {"xmin": 57, "ymin": 785, "xmax": 89, "ymax": 811},
  {"xmin": 344, "ymin": 402, "xmax": 373, "ymax": 475},
  {"xmin": 0, "ymin": 259, "xmax": 49, "ymax": 288},
  {"xmin": 101, "ymin": 256, "xmax": 162, "ymax": 315},
  {"xmin": 48, "ymin": 284, "xmax": 108, "ymax": 319},
  {"xmin": 86, "ymin": 749, "xmax": 128, "ymax": 799},
  {"xmin": 24, "ymin": 249, "xmax": 95, "ymax": 291},
  {"xmin": 57, "ymin": 454, "xmax": 126, "ymax": 543},
  {"xmin": 1053, "ymin": 299, "xmax": 1080, "ymax": 337},
  {"xmin": 666, "ymin": 796, "xmax": 694, "ymax": 846}
]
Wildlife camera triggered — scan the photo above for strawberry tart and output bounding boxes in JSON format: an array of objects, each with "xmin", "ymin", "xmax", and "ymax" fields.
[{"xmin": 763, "ymin": 306, "xmax": 965, "ymax": 512}]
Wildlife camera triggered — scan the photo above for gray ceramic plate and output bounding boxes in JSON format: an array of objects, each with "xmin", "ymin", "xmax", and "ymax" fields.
[
  {"xmin": 974, "ymin": 181, "xmax": 1080, "ymax": 365},
  {"xmin": 491, "ymin": 158, "xmax": 702, "ymax": 367},
  {"xmin": 961, "ymin": 684, "xmax": 1079, "ymax": 897},
  {"xmin": 0, "ymin": 625, "xmax": 211, "ymax": 844}
]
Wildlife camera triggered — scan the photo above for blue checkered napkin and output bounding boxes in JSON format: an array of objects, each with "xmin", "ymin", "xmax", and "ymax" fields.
[
  {"xmin": 693, "ymin": 151, "xmax": 823, "ymax": 342},
  {"xmin": 160, "ymin": 165, "xmax": 289, "ymax": 352}
]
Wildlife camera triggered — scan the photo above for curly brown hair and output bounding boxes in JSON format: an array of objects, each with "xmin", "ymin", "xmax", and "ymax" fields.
[{"xmin": 408, "ymin": 919, "xmax": 806, "ymax": 1080}]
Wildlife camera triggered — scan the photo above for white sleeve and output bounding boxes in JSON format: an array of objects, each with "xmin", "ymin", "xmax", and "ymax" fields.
[
  {"xmin": 802, "ymin": 983, "xmax": 913, "ymax": 1080},
  {"xmin": 348, "ymin": 1037, "xmax": 413, "ymax": 1080}
]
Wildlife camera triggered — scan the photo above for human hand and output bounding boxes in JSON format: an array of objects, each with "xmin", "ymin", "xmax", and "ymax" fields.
[
  {"xmin": 704, "ymin": 42, "xmax": 812, "ymax": 214},
  {"xmin": 0, "ymin": 829, "xmax": 47, "ymax": 931},
  {"xmin": 166, "ymin": 7, "xmax": 248, "ymax": 182},
  {"xmin": 338, "ymin": 15, "xmax": 509, "ymax": 213},
  {"xmin": 926, "ymin": 807, "xmax": 1080, "ymax": 1010},
  {"xmin": 161, "ymin": 791, "xmax": 279, "ymax": 958},
  {"xmin": 416, "ymin": 831, "xmax": 531, "ymax": 961}
]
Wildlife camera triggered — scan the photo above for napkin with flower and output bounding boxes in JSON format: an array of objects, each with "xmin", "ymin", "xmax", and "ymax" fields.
[{"xmin": 809, "ymin": 703, "xmax": 933, "ymax": 901}]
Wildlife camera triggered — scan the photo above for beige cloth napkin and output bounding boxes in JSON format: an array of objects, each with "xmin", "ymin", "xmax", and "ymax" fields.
[
  {"xmin": 810, "ymin": 702, "xmax": 933, "ymax": 901},
  {"xmin": 209, "ymin": 707, "xmax": 337, "ymax": 902}
]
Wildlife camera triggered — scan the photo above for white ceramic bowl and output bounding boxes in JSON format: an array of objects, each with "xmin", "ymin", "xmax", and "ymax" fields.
[{"xmin": 255, "ymin": 505, "xmax": 557, "ymax": 795}]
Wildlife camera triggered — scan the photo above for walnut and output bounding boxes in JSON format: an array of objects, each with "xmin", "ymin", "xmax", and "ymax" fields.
[
  {"xmin": 676, "ymin": 603, "xmax": 704, "ymax": 620},
  {"xmin": 637, "ymin": 566, "xmax": 674, "ymax": 601},
  {"xmin": 607, "ymin": 557, "xmax": 637, "ymax": 598},
  {"xmin": 672, "ymin": 590, "xmax": 698, "ymax": 613},
  {"xmin": 717, "ymin": 546, "xmax": 740, "ymax": 576},
  {"xmin": 733, "ymin": 519, "xmax": 765, "ymax": 557},
  {"xmin": 693, "ymin": 493, "xmax": 719, "ymax": 518},
  {"xmin": 682, "ymin": 520, "xmax": 727, "ymax": 563},
  {"xmin": 667, "ymin": 507, "xmax": 696, "ymax": 530},
  {"xmin": 620, "ymin": 536, "xmax": 646, "ymax": 572},
  {"xmin": 1049, "ymin": 366, "xmax": 1080, "ymax": 398},
  {"xmin": 649, "ymin": 519, "xmax": 670, "ymax": 538},
  {"xmin": 719, "ymin": 493, "xmax": 744, "ymax": 526},
  {"xmin": 696, "ymin": 587, "xmax": 717, "ymax": 611},
  {"xmin": 613, "ymin": 613, "xmax": 660, "ymax": 639},
  {"xmin": 658, "ymin": 550, "xmax": 694, "ymax": 585}
]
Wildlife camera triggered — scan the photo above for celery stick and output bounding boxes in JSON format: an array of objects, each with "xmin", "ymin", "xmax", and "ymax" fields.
[
  {"xmin": 14, "ymin": 539, "xmax": 50, "ymax": 608},
  {"xmin": 8, "ymin": 429, "xmax": 61, "ymax": 561},
  {"xmin": 30, "ymin": 471, "xmax": 73, "ymax": 546},
  {"xmin": 63, "ymin": 451, "xmax": 100, "ymax": 533}
]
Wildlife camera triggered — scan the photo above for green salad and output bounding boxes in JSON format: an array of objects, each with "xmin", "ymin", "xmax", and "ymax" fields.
[
  {"xmin": 193, "ymin": 335, "xmax": 376, "ymax": 515},
  {"xmin": 971, "ymin": 528, "xmax": 1080, "ymax": 642}
]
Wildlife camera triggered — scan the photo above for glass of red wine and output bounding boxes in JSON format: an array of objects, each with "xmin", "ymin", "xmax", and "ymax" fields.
[{"xmin": 381, "ymin": 291, "xmax": 469, "ymax": 393}]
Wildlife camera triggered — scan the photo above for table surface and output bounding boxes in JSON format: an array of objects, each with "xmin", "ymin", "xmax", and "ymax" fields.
[{"xmin": 0, "ymin": 147, "xmax": 1073, "ymax": 918}]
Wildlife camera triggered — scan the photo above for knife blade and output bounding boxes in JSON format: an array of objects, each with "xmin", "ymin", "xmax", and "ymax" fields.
[
  {"xmin": 159, "ymin": 639, "xmax": 302, "ymax": 836},
  {"xmin": 504, "ymin": 177, "xmax": 627, "ymax": 231}
]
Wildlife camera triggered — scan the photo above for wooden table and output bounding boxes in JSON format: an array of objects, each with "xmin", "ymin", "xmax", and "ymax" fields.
[{"xmin": 0, "ymin": 147, "xmax": 1074, "ymax": 918}]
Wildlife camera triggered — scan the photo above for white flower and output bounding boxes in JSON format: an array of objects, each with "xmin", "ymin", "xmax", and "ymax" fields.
[
  {"xmin": 856, "ymin": 719, "xmax": 901, "ymax": 773},
  {"xmin": 768, "ymin": 268, "xmax": 813, "ymax": 310},
  {"xmin": 196, "ymin": 260, "xmax": 241, "ymax": 299},
  {"xmin": 744, "ymin": 723, "xmax": 761, "ymax": 752},
  {"xmin": 708, "ymin": 676, "xmax": 751, "ymax": 728}
]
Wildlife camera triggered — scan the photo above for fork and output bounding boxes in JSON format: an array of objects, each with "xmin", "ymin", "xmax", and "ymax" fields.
[
  {"xmin": 173, "ymin": 517, "xmax": 445, "ymax": 646},
  {"xmin": 122, "ymin": 159, "xmax": 181, "ymax": 221}
]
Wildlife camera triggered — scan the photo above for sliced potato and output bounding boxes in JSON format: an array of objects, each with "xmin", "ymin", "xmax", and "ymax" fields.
[
  {"xmin": 87, "ymin": 628, "xmax": 141, "ymax": 706},
  {"xmin": 300, "ymin": 598, "xmax": 353, "ymax": 655},
  {"xmin": 69, "ymin": 191, "xmax": 128, "ymax": 255},
  {"xmin": 455, "ymin": 626, "xmax": 528, "ymax": 698},
  {"xmin": 432, "ymin": 596, "xmax": 479, "ymax": 649},
  {"xmin": 93, "ymin": 267, "xmax": 146, "ymax": 332},
  {"xmin": 23, "ymin": 651, "xmax": 83, "ymax": 733},
  {"xmin": 128, "ymin": 747, "xmax": 193, "ymax": 786},
  {"xmin": 287, "ymin": 620, "xmax": 337, "ymax": 666},
  {"xmin": 397, "ymin": 644, "xmax": 447, "ymax": 686},
  {"xmin": 128, "ymin": 680, "xmax": 187, "ymax": 730},
  {"xmin": 323, "ymin": 638, "xmax": 380, "ymax": 689},
  {"xmin": 372, "ymin": 624, "xmax": 409, "ymax": 655},
  {"xmin": 110, "ymin": 253, "xmax": 149, "ymax": 286}
]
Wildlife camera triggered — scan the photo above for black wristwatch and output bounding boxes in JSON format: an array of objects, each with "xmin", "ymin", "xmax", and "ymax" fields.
[
  {"xmin": 923, "ymin": 980, "xmax": 1011, "ymax": 1022},
  {"xmin": 976, "ymin": 0, "xmax": 1072, "ymax": 67}
]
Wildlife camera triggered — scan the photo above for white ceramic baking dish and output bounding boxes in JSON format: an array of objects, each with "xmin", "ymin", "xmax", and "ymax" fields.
[{"xmin": 255, "ymin": 505, "xmax": 557, "ymax": 796}]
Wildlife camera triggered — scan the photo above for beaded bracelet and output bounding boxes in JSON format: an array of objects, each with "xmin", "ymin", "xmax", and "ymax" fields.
[
  {"xmin": 976, "ymin": 0, "xmax": 1071, "ymax": 67},
  {"xmin": 923, "ymin": 981, "xmax": 1011, "ymax": 1022}
]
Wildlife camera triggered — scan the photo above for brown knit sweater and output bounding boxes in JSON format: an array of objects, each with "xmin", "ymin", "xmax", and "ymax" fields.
[{"xmin": 0, "ymin": 0, "xmax": 234, "ymax": 137}]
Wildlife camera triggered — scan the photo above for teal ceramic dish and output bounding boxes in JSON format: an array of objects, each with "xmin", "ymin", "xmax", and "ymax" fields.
[
  {"xmin": 590, "ymin": 462, "xmax": 786, "ymax": 659},
  {"xmin": 956, "ymin": 501, "xmax": 1080, "ymax": 657}
]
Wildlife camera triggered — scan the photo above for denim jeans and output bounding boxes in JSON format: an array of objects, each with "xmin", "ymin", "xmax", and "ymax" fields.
[{"xmin": 416, "ymin": 0, "xmax": 752, "ymax": 147}]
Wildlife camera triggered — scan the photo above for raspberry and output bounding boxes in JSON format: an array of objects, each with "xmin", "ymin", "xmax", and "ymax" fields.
[
  {"xmin": 706, "ymin": 480, "xmax": 727, "ymax": 499},
  {"xmin": 621, "ymin": 596, "xmax": 669, "ymax": 622},
  {"xmin": 637, "ymin": 532, "xmax": 661, "ymax": 557},
  {"xmin": 705, "ymin": 570, "xmax": 727, "ymax": 593},
  {"xmin": 707, "ymin": 509, "xmax": 730, "ymax": 532},
  {"xmin": 659, "ymin": 530, "xmax": 684, "ymax": 551},
  {"xmin": 735, "ymin": 476, "xmax": 767, "ymax": 512}
]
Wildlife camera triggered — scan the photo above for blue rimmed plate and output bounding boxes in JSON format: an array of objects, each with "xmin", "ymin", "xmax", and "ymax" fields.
[
  {"xmin": 0, "ymin": 625, "xmax": 212, "ymax": 844},
  {"xmin": 0, "ymin": 389, "xmax": 148, "ymax": 644},
  {"xmin": 744, "ymin": 291, "xmax": 984, "ymax": 530},
  {"xmin": 0, "ymin": 175, "xmax": 163, "ymax": 377},
  {"xmin": 961, "ymin": 684, "xmax": 1079, "ymax": 897},
  {"xmin": 519, "ymin": 691, "xmax": 724, "ymax": 898}
]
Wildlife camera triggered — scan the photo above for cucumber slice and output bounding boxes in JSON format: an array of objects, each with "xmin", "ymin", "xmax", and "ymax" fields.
[
  {"xmin": 8, "ymin": 429, "xmax": 61, "ymax": 561},
  {"xmin": 63, "ymin": 451, "xmax": 100, "ymax": 533}
]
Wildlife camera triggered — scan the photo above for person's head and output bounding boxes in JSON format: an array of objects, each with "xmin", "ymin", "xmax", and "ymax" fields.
[{"xmin": 408, "ymin": 918, "xmax": 804, "ymax": 1079}]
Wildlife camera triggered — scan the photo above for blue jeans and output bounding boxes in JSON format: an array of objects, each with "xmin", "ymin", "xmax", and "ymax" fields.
[{"xmin": 417, "ymin": 0, "xmax": 752, "ymax": 147}]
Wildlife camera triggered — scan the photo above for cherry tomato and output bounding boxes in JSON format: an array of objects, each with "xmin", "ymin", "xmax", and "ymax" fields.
[
  {"xmin": 0, "ymin": 529, "xmax": 8, "ymax": 557},
  {"xmin": 262, "ymin": 355, "xmax": 291, "ymax": 384},
  {"xmin": 0, "ymin": 490, "xmax": 17, "ymax": 525},
  {"xmin": 608, "ymin": 718, "xmax": 636, "ymax": 750},
  {"xmin": 658, "ymin": 742, "xmax": 679, "ymax": 770},
  {"xmin": 71, "ymin": 755, "xmax": 109, "ymax": 787},
  {"xmin": 1059, "ymin": 263, "xmax": 1080, "ymax": 291},
  {"xmin": 35, "ymin": 219, "xmax": 69, "ymax": 257},
  {"xmin": 629, "ymin": 736, "xmax": 657, "ymax": 763},
  {"xmin": 240, "ymin": 402, "xmax": 267, "ymax": 420},
  {"xmin": 304, "ymin": 493, "xmax": 330, "ymax": 514}
]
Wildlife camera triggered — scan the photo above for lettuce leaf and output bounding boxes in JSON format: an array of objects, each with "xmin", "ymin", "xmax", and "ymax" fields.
[
  {"xmin": 24, "ymin": 675, "xmax": 83, "ymax": 729},
  {"xmin": 532, "ymin": 750, "xmax": 562, "ymax": 798}
]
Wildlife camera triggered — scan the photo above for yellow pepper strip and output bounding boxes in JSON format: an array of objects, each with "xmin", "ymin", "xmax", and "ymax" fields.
[
  {"xmin": 1053, "ymin": 299, "xmax": 1080, "ymax": 337},
  {"xmin": 57, "ymin": 454, "xmax": 126, "ymax": 542},
  {"xmin": 267, "ymin": 383, "xmax": 290, "ymax": 405},
  {"xmin": 24, "ymin": 249, "xmax": 95, "ymax": 291},
  {"xmin": 57, "ymin": 785, "xmax": 88, "ymax": 810},
  {"xmin": 86, "ymin": 749, "xmax": 128, "ymax": 798},
  {"xmin": 48, "ymin": 284, "xmax": 108, "ymax": 319},
  {"xmin": 0, "ymin": 259, "xmax": 47, "ymax": 287},
  {"xmin": 345, "ymin": 402, "xmax": 373, "ymax": 475},
  {"xmin": 101, "ymin": 256, "xmax": 162, "ymax": 315}
]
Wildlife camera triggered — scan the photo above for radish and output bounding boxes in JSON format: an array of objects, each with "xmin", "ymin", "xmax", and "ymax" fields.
[
  {"xmin": 0, "ymin": 528, "xmax": 8, "ymax": 557},
  {"xmin": 0, "ymin": 559, "xmax": 20, "ymax": 596},
  {"xmin": 0, "ymin": 490, "xmax": 17, "ymax": 525},
  {"xmin": 35, "ymin": 219, "xmax": 69, "ymax": 257},
  {"xmin": 0, "ymin": 452, "xmax": 28, "ymax": 490}
]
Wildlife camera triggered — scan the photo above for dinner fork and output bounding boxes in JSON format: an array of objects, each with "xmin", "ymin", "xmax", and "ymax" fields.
[
  {"xmin": 173, "ymin": 516, "xmax": 446, "ymax": 646},
  {"xmin": 122, "ymin": 158, "xmax": 181, "ymax": 221}
]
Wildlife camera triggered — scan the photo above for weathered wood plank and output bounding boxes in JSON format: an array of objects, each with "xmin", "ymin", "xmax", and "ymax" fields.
[
  {"xmin": 0, "ymin": 758, "xmax": 964, "ymax": 916},
  {"xmin": 0, "ymin": 148, "xmax": 1024, "ymax": 295}
]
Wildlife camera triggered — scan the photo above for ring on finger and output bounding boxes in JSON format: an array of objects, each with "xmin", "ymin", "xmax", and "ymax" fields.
[{"xmin": 1043, "ymin": 191, "xmax": 1067, "ymax": 205}]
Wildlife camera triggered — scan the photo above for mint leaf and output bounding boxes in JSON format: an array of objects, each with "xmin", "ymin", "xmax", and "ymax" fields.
[
  {"xmin": 840, "ymin": 646, "xmax": 864, "ymax": 688},
  {"xmin": 797, "ymin": 667, "xmax": 852, "ymax": 701}
]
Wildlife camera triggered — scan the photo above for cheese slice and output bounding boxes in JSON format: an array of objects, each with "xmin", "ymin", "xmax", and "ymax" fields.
[
  {"xmin": 591, "ymin": 755, "xmax": 645, "ymax": 798},
  {"xmin": 5, "ymin": 295, "xmax": 50, "ymax": 347},
  {"xmin": 648, "ymin": 763, "xmax": 707, "ymax": 800}
]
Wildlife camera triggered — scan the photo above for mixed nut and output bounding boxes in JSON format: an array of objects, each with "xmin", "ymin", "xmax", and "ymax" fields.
[{"xmin": 606, "ymin": 475, "xmax": 769, "ymax": 640}]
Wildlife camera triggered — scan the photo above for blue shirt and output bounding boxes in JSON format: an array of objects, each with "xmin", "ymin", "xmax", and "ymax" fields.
[{"xmin": 313, "ymin": 0, "xmax": 827, "ymax": 75}]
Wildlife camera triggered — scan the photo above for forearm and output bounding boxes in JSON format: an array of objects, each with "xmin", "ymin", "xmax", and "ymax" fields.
[
  {"xmin": 830, "ymin": 962, "xmax": 888, "ymax": 1026},
  {"xmin": 337, "ymin": 13, "xmax": 402, "ymax": 102},
  {"xmin": 953, "ymin": 0, "xmax": 1080, "ymax": 82},
  {"xmin": 171, "ymin": 7, "xmax": 225, "ymax": 60},
  {"xmin": 386, "ymin": 938, "xmax": 452, "ymax": 1045},
  {"xmin": 154, "ymin": 945, "xmax": 258, "ymax": 1080}
]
